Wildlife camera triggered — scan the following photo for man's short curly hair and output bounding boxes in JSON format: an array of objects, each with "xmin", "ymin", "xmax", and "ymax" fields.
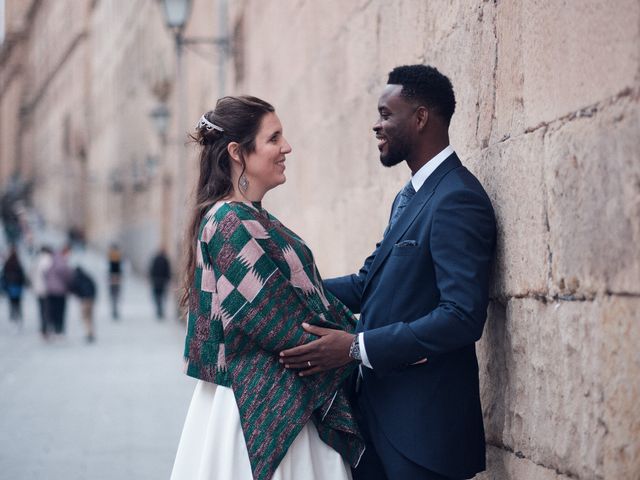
[{"xmin": 388, "ymin": 65, "xmax": 456, "ymax": 125}]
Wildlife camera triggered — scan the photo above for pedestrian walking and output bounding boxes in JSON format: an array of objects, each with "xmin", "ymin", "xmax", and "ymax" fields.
[
  {"xmin": 44, "ymin": 245, "xmax": 72, "ymax": 335},
  {"xmin": 107, "ymin": 244, "xmax": 122, "ymax": 320},
  {"xmin": 69, "ymin": 266, "xmax": 97, "ymax": 343},
  {"xmin": 1, "ymin": 246, "xmax": 27, "ymax": 325},
  {"xmin": 148, "ymin": 249, "xmax": 171, "ymax": 320},
  {"xmin": 32, "ymin": 245, "xmax": 54, "ymax": 338}
]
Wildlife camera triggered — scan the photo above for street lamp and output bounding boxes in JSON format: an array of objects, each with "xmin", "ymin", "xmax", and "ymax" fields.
[
  {"xmin": 159, "ymin": 0, "xmax": 230, "ymax": 79},
  {"xmin": 159, "ymin": 0, "xmax": 193, "ymax": 35}
]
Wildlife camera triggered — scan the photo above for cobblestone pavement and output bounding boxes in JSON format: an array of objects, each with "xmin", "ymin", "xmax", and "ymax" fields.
[{"xmin": 0, "ymin": 245, "xmax": 195, "ymax": 480}]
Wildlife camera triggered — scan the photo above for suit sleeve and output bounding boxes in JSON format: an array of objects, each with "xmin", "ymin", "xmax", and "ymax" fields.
[{"xmin": 363, "ymin": 189, "xmax": 496, "ymax": 374}]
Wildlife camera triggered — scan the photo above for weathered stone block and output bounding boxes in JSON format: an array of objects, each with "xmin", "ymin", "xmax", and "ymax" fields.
[
  {"xmin": 478, "ymin": 297, "xmax": 640, "ymax": 479},
  {"xmin": 491, "ymin": 1, "xmax": 526, "ymax": 144},
  {"xmin": 430, "ymin": 1, "xmax": 497, "ymax": 156},
  {"xmin": 518, "ymin": 0, "xmax": 639, "ymax": 128},
  {"xmin": 544, "ymin": 97, "xmax": 640, "ymax": 296},
  {"xmin": 467, "ymin": 130, "xmax": 549, "ymax": 298},
  {"xmin": 598, "ymin": 296, "xmax": 640, "ymax": 480}
]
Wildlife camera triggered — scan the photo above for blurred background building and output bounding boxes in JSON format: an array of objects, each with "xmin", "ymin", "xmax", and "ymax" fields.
[{"xmin": 0, "ymin": 1, "xmax": 638, "ymax": 479}]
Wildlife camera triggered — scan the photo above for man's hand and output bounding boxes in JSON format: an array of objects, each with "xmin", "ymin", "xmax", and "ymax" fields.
[{"xmin": 279, "ymin": 323, "xmax": 355, "ymax": 376}]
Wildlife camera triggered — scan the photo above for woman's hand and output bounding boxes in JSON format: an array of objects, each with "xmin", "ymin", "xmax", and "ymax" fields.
[{"xmin": 279, "ymin": 323, "xmax": 355, "ymax": 376}]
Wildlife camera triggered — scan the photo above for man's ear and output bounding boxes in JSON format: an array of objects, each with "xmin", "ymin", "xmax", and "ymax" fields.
[
  {"xmin": 227, "ymin": 142, "xmax": 242, "ymax": 165},
  {"xmin": 416, "ymin": 106, "xmax": 429, "ymax": 131}
]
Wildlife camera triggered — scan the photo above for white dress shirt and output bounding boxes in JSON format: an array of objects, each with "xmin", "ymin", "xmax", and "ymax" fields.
[{"xmin": 359, "ymin": 145, "xmax": 454, "ymax": 369}]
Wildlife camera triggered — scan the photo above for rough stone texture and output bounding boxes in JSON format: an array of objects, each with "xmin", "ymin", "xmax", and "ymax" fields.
[
  {"xmin": 544, "ymin": 95, "xmax": 640, "ymax": 297},
  {"xmin": 478, "ymin": 297, "xmax": 640, "ymax": 479},
  {"xmin": 493, "ymin": 0, "xmax": 640, "ymax": 139},
  {"xmin": 478, "ymin": 446, "xmax": 575, "ymax": 480},
  {"xmin": 467, "ymin": 130, "xmax": 549, "ymax": 298}
]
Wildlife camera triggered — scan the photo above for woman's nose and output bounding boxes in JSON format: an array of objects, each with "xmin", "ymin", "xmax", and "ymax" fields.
[{"xmin": 282, "ymin": 138, "xmax": 292, "ymax": 154}]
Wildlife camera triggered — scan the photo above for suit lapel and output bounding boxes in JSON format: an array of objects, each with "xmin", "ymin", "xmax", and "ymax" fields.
[{"xmin": 363, "ymin": 154, "xmax": 462, "ymax": 293}]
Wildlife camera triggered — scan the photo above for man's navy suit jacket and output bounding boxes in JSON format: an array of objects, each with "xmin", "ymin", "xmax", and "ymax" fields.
[{"xmin": 325, "ymin": 153, "xmax": 496, "ymax": 479}]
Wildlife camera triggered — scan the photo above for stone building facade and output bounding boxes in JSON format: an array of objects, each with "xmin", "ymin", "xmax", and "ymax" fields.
[
  {"xmin": 1, "ymin": 0, "xmax": 638, "ymax": 478},
  {"xmin": 0, "ymin": 0, "xmax": 178, "ymax": 271},
  {"xmin": 0, "ymin": 0, "xmax": 35, "ymax": 186}
]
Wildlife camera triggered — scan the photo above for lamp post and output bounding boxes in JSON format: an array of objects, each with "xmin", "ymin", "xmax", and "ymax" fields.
[
  {"xmin": 149, "ymin": 102, "xmax": 172, "ymax": 252},
  {"xmin": 158, "ymin": 0, "xmax": 229, "ymax": 279}
]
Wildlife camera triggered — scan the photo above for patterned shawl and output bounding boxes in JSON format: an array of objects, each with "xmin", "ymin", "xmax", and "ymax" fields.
[{"xmin": 183, "ymin": 201, "xmax": 364, "ymax": 480}]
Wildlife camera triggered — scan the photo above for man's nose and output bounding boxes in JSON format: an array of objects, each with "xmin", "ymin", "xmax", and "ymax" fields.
[
  {"xmin": 282, "ymin": 138, "xmax": 292, "ymax": 154},
  {"xmin": 372, "ymin": 120, "xmax": 382, "ymax": 132}
]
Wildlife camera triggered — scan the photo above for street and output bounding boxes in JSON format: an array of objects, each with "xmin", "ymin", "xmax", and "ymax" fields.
[{"xmin": 0, "ymin": 246, "xmax": 195, "ymax": 480}]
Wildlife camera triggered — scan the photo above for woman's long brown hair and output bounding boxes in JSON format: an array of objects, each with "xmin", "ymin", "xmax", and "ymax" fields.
[{"xmin": 180, "ymin": 96, "xmax": 274, "ymax": 308}]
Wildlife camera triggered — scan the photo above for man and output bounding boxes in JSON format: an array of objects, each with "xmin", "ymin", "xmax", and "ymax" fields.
[
  {"xmin": 280, "ymin": 65, "xmax": 496, "ymax": 479},
  {"xmin": 148, "ymin": 249, "xmax": 171, "ymax": 319}
]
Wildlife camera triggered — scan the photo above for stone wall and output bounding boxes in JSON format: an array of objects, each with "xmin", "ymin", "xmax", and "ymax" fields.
[{"xmin": 227, "ymin": 1, "xmax": 640, "ymax": 478}]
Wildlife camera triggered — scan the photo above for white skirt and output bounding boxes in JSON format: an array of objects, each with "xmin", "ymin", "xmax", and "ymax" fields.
[{"xmin": 171, "ymin": 380, "xmax": 353, "ymax": 480}]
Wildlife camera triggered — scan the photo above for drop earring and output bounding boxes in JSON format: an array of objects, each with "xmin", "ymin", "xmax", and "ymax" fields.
[{"xmin": 239, "ymin": 174, "xmax": 249, "ymax": 193}]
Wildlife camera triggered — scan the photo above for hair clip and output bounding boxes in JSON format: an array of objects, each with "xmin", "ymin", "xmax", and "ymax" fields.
[{"xmin": 196, "ymin": 115, "xmax": 224, "ymax": 133}]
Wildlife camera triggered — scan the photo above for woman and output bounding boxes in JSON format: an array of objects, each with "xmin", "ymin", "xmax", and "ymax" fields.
[
  {"xmin": 171, "ymin": 96, "xmax": 364, "ymax": 480},
  {"xmin": 2, "ymin": 246, "xmax": 27, "ymax": 324},
  {"xmin": 44, "ymin": 245, "xmax": 72, "ymax": 335}
]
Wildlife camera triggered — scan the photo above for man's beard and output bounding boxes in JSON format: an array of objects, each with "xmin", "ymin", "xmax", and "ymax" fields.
[{"xmin": 380, "ymin": 137, "xmax": 410, "ymax": 167}]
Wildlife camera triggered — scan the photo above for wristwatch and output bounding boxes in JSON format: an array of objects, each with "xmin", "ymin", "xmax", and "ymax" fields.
[{"xmin": 349, "ymin": 335, "xmax": 362, "ymax": 362}]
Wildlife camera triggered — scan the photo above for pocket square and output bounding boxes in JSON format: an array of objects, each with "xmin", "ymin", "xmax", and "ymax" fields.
[{"xmin": 395, "ymin": 239, "xmax": 418, "ymax": 247}]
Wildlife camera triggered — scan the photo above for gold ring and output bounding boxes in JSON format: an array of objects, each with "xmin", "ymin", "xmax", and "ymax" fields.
[{"xmin": 307, "ymin": 361, "xmax": 312, "ymax": 367}]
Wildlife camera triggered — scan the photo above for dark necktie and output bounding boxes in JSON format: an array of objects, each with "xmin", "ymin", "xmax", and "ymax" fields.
[{"xmin": 386, "ymin": 181, "xmax": 416, "ymax": 234}]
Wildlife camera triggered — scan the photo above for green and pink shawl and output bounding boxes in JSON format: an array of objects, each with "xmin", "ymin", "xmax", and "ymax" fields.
[{"xmin": 183, "ymin": 201, "xmax": 364, "ymax": 480}]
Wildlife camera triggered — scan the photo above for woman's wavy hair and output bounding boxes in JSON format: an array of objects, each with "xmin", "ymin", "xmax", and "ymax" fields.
[{"xmin": 181, "ymin": 95, "xmax": 275, "ymax": 308}]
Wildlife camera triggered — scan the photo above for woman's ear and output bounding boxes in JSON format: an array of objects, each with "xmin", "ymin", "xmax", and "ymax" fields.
[{"xmin": 227, "ymin": 142, "xmax": 242, "ymax": 165}]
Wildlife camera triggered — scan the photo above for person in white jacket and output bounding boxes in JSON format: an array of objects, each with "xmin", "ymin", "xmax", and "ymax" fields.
[{"xmin": 32, "ymin": 246, "xmax": 53, "ymax": 339}]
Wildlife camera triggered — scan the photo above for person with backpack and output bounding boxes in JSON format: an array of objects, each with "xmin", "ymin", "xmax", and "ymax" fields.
[{"xmin": 69, "ymin": 265, "xmax": 97, "ymax": 343}]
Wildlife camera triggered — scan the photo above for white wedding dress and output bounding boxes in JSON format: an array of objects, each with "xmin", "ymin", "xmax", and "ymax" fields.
[{"xmin": 171, "ymin": 380, "xmax": 353, "ymax": 480}]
